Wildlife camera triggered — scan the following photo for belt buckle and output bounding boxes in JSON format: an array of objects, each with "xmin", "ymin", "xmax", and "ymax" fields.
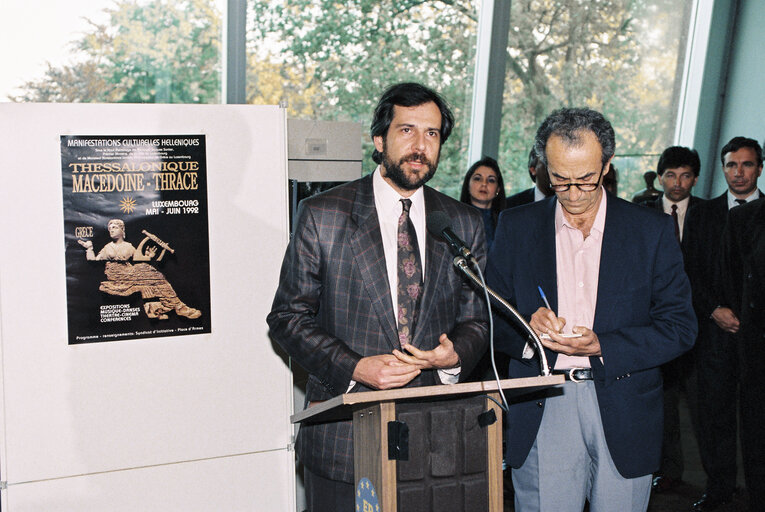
[{"xmin": 567, "ymin": 368, "xmax": 584, "ymax": 383}]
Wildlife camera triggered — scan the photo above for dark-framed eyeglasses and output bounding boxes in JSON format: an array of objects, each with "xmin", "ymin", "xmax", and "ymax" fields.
[{"xmin": 549, "ymin": 166, "xmax": 605, "ymax": 192}]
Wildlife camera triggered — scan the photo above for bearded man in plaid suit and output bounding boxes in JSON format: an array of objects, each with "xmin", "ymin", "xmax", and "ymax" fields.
[{"xmin": 268, "ymin": 82, "xmax": 489, "ymax": 510}]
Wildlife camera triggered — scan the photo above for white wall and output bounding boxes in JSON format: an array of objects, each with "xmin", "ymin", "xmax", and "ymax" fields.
[
  {"xmin": 709, "ymin": 0, "xmax": 765, "ymax": 195},
  {"xmin": 0, "ymin": 103, "xmax": 294, "ymax": 511}
]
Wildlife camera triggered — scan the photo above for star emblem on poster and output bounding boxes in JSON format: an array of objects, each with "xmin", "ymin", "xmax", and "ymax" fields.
[{"xmin": 120, "ymin": 196, "xmax": 137, "ymax": 214}]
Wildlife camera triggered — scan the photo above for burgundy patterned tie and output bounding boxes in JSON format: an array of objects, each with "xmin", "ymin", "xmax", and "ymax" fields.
[{"xmin": 397, "ymin": 199, "xmax": 423, "ymax": 347}]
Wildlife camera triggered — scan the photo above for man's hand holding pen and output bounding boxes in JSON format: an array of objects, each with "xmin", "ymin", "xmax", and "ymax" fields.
[{"xmin": 529, "ymin": 307, "xmax": 602, "ymax": 357}]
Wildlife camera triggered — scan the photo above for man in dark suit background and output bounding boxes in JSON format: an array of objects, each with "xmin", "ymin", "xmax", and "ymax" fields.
[
  {"xmin": 267, "ymin": 82, "xmax": 488, "ymax": 510},
  {"xmin": 645, "ymin": 145, "xmax": 704, "ymax": 493},
  {"xmin": 486, "ymin": 108, "xmax": 696, "ymax": 511},
  {"xmin": 684, "ymin": 136, "xmax": 762, "ymax": 511},
  {"xmin": 505, "ymin": 147, "xmax": 553, "ymax": 208},
  {"xmin": 720, "ymin": 196, "xmax": 765, "ymax": 512},
  {"xmin": 649, "ymin": 146, "xmax": 703, "ymax": 240}
]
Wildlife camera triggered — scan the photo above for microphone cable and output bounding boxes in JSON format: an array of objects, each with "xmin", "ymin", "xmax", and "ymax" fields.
[{"xmin": 471, "ymin": 258, "xmax": 509, "ymax": 413}]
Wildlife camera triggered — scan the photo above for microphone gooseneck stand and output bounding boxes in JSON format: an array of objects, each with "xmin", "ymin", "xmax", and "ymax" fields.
[{"xmin": 453, "ymin": 256, "xmax": 551, "ymax": 377}]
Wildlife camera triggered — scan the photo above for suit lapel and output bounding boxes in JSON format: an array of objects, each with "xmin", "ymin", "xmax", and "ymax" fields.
[
  {"xmin": 752, "ymin": 202, "xmax": 765, "ymax": 279},
  {"xmin": 411, "ymin": 188, "xmax": 450, "ymax": 348},
  {"xmin": 536, "ymin": 199, "xmax": 559, "ymax": 368},
  {"xmin": 589, "ymin": 193, "xmax": 632, "ymax": 374},
  {"xmin": 714, "ymin": 193, "xmax": 728, "ymax": 217},
  {"xmin": 682, "ymin": 196, "xmax": 701, "ymax": 233},
  {"xmin": 536, "ymin": 198, "xmax": 559, "ymax": 314},
  {"xmin": 593, "ymin": 193, "xmax": 629, "ymax": 332},
  {"xmin": 348, "ymin": 175, "xmax": 399, "ymax": 350},
  {"xmin": 745, "ymin": 199, "xmax": 765, "ymax": 260}
]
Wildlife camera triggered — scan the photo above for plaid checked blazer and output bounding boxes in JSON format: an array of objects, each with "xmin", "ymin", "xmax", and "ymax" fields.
[{"xmin": 267, "ymin": 173, "xmax": 489, "ymax": 483}]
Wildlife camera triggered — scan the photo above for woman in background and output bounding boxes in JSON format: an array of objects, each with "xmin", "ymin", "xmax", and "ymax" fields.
[{"xmin": 460, "ymin": 156, "xmax": 507, "ymax": 249}]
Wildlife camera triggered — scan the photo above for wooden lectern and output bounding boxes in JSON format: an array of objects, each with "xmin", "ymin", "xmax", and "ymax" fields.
[{"xmin": 291, "ymin": 375, "xmax": 562, "ymax": 512}]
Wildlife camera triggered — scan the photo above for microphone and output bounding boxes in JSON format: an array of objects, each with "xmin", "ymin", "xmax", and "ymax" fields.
[
  {"xmin": 426, "ymin": 211, "xmax": 476, "ymax": 263},
  {"xmin": 426, "ymin": 211, "xmax": 551, "ymax": 378}
]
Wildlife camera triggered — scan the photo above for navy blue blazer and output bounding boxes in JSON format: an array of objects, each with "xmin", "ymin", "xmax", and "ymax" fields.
[
  {"xmin": 505, "ymin": 187, "xmax": 536, "ymax": 209},
  {"xmin": 646, "ymin": 194, "xmax": 703, "ymax": 243},
  {"xmin": 486, "ymin": 191, "xmax": 696, "ymax": 478}
]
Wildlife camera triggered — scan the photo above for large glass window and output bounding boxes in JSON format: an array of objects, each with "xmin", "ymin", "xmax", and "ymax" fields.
[
  {"xmin": 1, "ymin": 0, "xmax": 224, "ymax": 104},
  {"xmin": 246, "ymin": 0, "xmax": 480, "ymax": 197},
  {"xmin": 3, "ymin": 0, "xmax": 694, "ymax": 201},
  {"xmin": 497, "ymin": 0, "xmax": 693, "ymax": 200}
]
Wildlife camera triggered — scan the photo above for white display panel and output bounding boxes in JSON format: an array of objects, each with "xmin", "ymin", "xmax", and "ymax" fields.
[
  {"xmin": 2, "ymin": 451, "xmax": 293, "ymax": 512},
  {"xmin": 0, "ymin": 104, "xmax": 293, "ymax": 508}
]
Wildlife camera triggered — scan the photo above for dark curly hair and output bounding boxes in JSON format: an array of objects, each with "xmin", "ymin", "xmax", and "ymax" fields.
[{"xmin": 370, "ymin": 82, "xmax": 454, "ymax": 164}]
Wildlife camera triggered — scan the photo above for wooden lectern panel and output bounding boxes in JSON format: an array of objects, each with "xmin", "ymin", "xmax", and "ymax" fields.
[
  {"xmin": 486, "ymin": 392, "xmax": 503, "ymax": 512},
  {"xmin": 395, "ymin": 396, "xmax": 491, "ymax": 511},
  {"xmin": 354, "ymin": 401, "xmax": 398, "ymax": 511},
  {"xmin": 354, "ymin": 395, "xmax": 504, "ymax": 512}
]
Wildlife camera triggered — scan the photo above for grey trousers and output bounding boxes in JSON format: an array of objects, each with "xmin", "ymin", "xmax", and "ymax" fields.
[{"xmin": 512, "ymin": 381, "xmax": 652, "ymax": 512}]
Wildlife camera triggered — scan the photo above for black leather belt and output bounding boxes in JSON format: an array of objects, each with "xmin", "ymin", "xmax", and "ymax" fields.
[{"xmin": 552, "ymin": 368, "xmax": 593, "ymax": 382}]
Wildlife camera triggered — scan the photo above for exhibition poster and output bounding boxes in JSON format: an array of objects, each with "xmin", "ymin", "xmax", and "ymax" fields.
[{"xmin": 61, "ymin": 135, "xmax": 211, "ymax": 344}]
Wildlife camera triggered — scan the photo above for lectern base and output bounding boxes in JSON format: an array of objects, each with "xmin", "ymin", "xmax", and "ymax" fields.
[{"xmin": 354, "ymin": 394, "xmax": 503, "ymax": 512}]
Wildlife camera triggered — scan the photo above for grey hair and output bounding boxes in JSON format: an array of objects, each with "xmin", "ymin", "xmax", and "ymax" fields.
[{"xmin": 534, "ymin": 108, "xmax": 615, "ymax": 168}]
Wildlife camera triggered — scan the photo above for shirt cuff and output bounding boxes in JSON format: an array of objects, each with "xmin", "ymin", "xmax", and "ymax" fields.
[
  {"xmin": 350, "ymin": 369, "xmax": 462, "ymax": 389},
  {"xmin": 438, "ymin": 367, "xmax": 461, "ymax": 384}
]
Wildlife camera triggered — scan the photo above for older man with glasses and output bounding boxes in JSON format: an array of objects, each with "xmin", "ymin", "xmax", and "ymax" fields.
[{"xmin": 486, "ymin": 107, "xmax": 696, "ymax": 512}]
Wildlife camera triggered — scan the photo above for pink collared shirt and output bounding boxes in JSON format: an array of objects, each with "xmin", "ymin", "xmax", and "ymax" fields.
[{"xmin": 553, "ymin": 189, "xmax": 607, "ymax": 369}]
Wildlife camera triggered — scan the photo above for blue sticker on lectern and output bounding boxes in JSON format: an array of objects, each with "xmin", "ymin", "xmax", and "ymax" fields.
[{"xmin": 355, "ymin": 477, "xmax": 380, "ymax": 511}]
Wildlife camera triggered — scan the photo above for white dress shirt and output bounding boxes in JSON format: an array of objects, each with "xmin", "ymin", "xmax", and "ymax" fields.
[
  {"xmin": 727, "ymin": 189, "xmax": 760, "ymax": 209},
  {"xmin": 662, "ymin": 195, "xmax": 690, "ymax": 241},
  {"xmin": 346, "ymin": 168, "xmax": 459, "ymax": 387},
  {"xmin": 373, "ymin": 167, "xmax": 427, "ymax": 318}
]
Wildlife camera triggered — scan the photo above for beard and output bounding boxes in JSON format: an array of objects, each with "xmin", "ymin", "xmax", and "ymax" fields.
[{"xmin": 381, "ymin": 141, "xmax": 439, "ymax": 191}]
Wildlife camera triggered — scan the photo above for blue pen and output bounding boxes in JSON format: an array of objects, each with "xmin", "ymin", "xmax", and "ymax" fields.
[
  {"xmin": 537, "ymin": 285, "xmax": 579, "ymax": 338},
  {"xmin": 537, "ymin": 285, "xmax": 552, "ymax": 311}
]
